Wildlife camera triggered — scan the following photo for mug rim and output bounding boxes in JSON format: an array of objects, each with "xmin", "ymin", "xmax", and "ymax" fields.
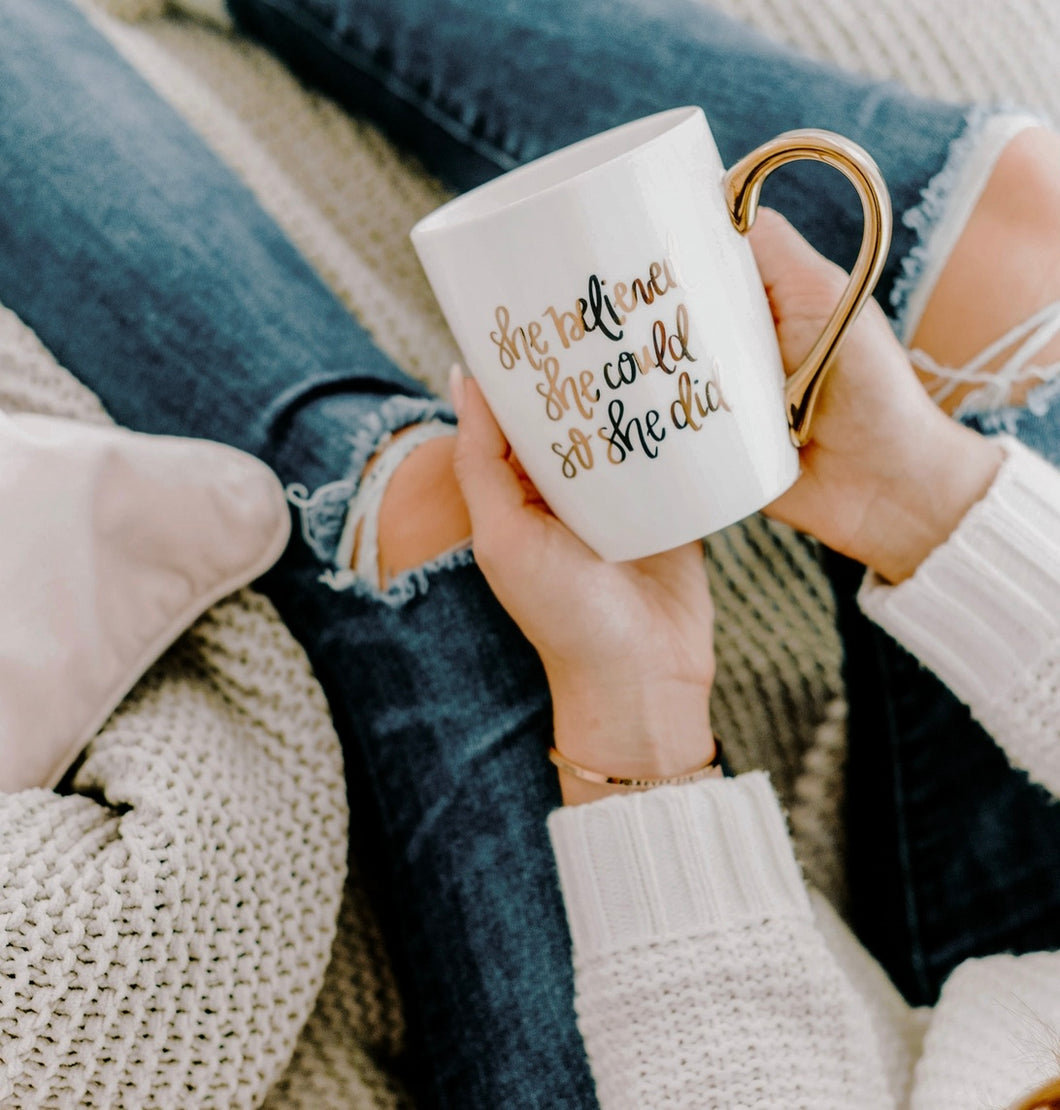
[{"xmin": 411, "ymin": 105, "xmax": 703, "ymax": 239}]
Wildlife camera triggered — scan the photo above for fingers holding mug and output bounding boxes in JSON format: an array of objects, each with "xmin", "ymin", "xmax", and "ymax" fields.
[
  {"xmin": 723, "ymin": 128, "xmax": 893, "ymax": 445},
  {"xmin": 414, "ymin": 108, "xmax": 890, "ymax": 562}
]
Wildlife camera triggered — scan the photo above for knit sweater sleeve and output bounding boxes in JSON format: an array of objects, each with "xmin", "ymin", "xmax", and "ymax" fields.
[
  {"xmin": 548, "ymin": 774, "xmax": 895, "ymax": 1108},
  {"xmin": 858, "ymin": 436, "xmax": 1060, "ymax": 796},
  {"xmin": 547, "ymin": 436, "xmax": 1060, "ymax": 1108}
]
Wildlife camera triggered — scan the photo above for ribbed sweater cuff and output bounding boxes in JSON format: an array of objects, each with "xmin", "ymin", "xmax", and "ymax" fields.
[
  {"xmin": 858, "ymin": 436, "xmax": 1060, "ymax": 716},
  {"xmin": 548, "ymin": 772, "xmax": 810, "ymax": 961}
]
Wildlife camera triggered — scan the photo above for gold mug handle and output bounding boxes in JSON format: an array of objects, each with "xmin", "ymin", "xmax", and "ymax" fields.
[{"xmin": 723, "ymin": 129, "xmax": 893, "ymax": 446}]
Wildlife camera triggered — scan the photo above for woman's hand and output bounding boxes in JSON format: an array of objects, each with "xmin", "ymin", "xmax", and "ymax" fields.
[
  {"xmin": 448, "ymin": 211, "xmax": 1004, "ymax": 803},
  {"xmin": 451, "ymin": 369, "xmax": 716, "ymax": 804},
  {"xmin": 749, "ymin": 209, "xmax": 1004, "ymax": 583}
]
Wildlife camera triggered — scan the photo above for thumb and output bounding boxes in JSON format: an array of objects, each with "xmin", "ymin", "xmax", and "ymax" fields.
[
  {"xmin": 450, "ymin": 369, "xmax": 527, "ymax": 540},
  {"xmin": 746, "ymin": 207, "xmax": 845, "ymax": 297}
]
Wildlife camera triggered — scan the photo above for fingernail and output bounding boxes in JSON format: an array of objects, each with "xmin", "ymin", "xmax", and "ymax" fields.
[{"xmin": 448, "ymin": 363, "xmax": 466, "ymax": 417}]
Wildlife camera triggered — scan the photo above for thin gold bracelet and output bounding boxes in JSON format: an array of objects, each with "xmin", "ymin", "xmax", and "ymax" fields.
[{"xmin": 548, "ymin": 735, "xmax": 725, "ymax": 791}]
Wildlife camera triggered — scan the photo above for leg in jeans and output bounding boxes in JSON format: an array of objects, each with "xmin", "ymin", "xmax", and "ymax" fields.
[
  {"xmin": 226, "ymin": 0, "xmax": 1060, "ymax": 1005},
  {"xmin": 226, "ymin": 0, "xmax": 967, "ymax": 297},
  {"xmin": 0, "ymin": 4, "xmax": 594, "ymax": 1106}
]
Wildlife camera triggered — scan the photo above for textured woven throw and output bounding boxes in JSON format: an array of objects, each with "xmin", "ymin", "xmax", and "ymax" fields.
[
  {"xmin": 0, "ymin": 310, "xmax": 351, "ymax": 1105},
  {"xmin": 6, "ymin": 0, "xmax": 1059, "ymax": 1104}
]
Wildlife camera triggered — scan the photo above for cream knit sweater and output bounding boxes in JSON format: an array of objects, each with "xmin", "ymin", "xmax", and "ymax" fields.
[{"xmin": 550, "ymin": 437, "xmax": 1060, "ymax": 1110}]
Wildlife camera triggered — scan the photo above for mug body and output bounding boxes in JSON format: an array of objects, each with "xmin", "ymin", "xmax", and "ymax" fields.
[{"xmin": 412, "ymin": 106, "xmax": 798, "ymax": 561}]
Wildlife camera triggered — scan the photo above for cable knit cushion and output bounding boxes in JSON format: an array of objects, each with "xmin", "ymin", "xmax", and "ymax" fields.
[{"xmin": 0, "ymin": 410, "xmax": 290, "ymax": 793}]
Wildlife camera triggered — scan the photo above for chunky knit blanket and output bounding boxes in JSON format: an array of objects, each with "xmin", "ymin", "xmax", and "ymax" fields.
[
  {"xmin": 0, "ymin": 309, "xmax": 352, "ymax": 1106},
  {"xmin": 3, "ymin": 0, "xmax": 1058, "ymax": 1105}
]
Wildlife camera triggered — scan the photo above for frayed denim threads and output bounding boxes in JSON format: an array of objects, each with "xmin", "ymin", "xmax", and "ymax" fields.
[
  {"xmin": 890, "ymin": 109, "xmax": 1047, "ymax": 343},
  {"xmin": 286, "ymin": 394, "xmax": 460, "ymax": 604},
  {"xmin": 910, "ymin": 301, "xmax": 1060, "ymax": 424}
]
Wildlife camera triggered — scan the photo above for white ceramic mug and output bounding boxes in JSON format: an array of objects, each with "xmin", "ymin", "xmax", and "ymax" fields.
[{"xmin": 412, "ymin": 106, "xmax": 891, "ymax": 561}]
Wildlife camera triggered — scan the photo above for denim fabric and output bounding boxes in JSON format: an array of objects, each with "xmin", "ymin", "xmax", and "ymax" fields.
[
  {"xmin": 2, "ymin": 1, "xmax": 1058, "ymax": 1107},
  {"xmin": 226, "ymin": 0, "xmax": 969, "ymax": 309},
  {"xmin": 225, "ymin": 0, "xmax": 1060, "ymax": 1010},
  {"xmin": 0, "ymin": 5, "xmax": 593, "ymax": 1106},
  {"xmin": 835, "ymin": 390, "xmax": 1060, "ymax": 1005}
]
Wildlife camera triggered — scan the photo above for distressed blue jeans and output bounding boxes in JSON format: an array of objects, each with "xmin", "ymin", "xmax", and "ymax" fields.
[{"xmin": 2, "ymin": 0, "xmax": 1059, "ymax": 1105}]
